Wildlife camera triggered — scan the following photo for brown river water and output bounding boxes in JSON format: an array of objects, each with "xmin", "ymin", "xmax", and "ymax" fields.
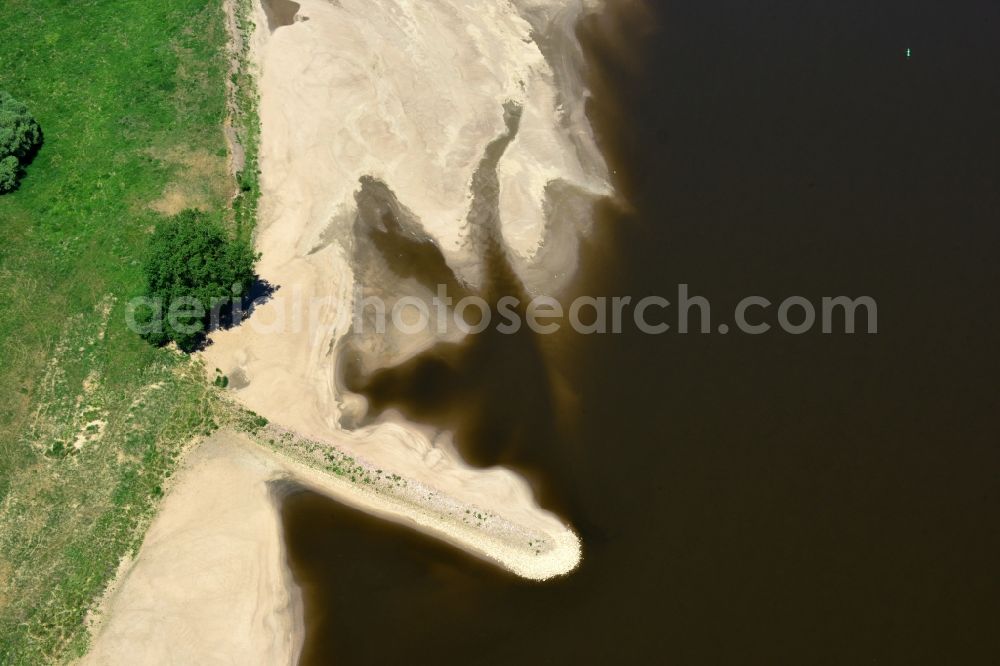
[{"xmin": 280, "ymin": 1, "xmax": 1000, "ymax": 663}]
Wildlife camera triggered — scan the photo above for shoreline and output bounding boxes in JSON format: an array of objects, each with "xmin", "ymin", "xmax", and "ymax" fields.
[
  {"xmin": 88, "ymin": 0, "xmax": 612, "ymax": 654},
  {"xmin": 200, "ymin": 0, "xmax": 609, "ymax": 581},
  {"xmin": 84, "ymin": 427, "xmax": 579, "ymax": 664},
  {"xmin": 247, "ymin": 420, "xmax": 582, "ymax": 581},
  {"xmin": 84, "ymin": 432, "xmax": 305, "ymax": 665}
]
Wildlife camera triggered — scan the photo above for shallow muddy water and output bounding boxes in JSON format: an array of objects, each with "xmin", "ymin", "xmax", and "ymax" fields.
[
  {"xmin": 262, "ymin": 0, "xmax": 300, "ymax": 31},
  {"xmin": 281, "ymin": 1, "xmax": 1000, "ymax": 663}
]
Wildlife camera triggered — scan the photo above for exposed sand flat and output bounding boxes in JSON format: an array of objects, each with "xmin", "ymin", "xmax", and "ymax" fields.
[
  {"xmin": 247, "ymin": 420, "xmax": 582, "ymax": 579},
  {"xmin": 84, "ymin": 432, "xmax": 302, "ymax": 666},
  {"xmin": 202, "ymin": 0, "xmax": 611, "ymax": 581},
  {"xmin": 86, "ymin": 428, "xmax": 580, "ymax": 664}
]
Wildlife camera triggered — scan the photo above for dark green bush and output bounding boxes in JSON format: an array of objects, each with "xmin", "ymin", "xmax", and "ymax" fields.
[
  {"xmin": 0, "ymin": 91, "xmax": 42, "ymax": 193},
  {"xmin": 140, "ymin": 209, "xmax": 259, "ymax": 352},
  {"xmin": 0, "ymin": 156, "xmax": 18, "ymax": 192}
]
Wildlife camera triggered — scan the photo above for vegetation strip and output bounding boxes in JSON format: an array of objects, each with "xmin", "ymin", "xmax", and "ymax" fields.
[{"xmin": 0, "ymin": 0, "xmax": 260, "ymax": 661}]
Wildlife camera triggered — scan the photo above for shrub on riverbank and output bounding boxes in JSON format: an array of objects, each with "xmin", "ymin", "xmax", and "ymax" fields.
[
  {"xmin": 141, "ymin": 209, "xmax": 259, "ymax": 352},
  {"xmin": 0, "ymin": 90, "xmax": 42, "ymax": 193}
]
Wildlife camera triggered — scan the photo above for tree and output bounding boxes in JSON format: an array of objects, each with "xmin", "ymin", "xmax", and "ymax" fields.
[
  {"xmin": 140, "ymin": 209, "xmax": 259, "ymax": 352},
  {"xmin": 0, "ymin": 156, "xmax": 18, "ymax": 193},
  {"xmin": 0, "ymin": 90, "xmax": 42, "ymax": 193}
]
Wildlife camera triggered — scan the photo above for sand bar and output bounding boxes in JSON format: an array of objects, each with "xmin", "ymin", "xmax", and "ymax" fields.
[{"xmin": 201, "ymin": 0, "xmax": 610, "ymax": 580}]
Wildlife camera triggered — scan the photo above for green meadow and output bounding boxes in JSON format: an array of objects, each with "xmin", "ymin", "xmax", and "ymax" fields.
[{"xmin": 0, "ymin": 0, "xmax": 255, "ymax": 660}]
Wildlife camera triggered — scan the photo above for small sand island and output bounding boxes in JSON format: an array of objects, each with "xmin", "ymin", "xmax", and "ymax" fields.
[{"xmin": 86, "ymin": 0, "xmax": 613, "ymax": 660}]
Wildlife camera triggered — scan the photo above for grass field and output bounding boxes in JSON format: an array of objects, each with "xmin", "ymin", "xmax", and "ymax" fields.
[{"xmin": 0, "ymin": 0, "xmax": 255, "ymax": 660}]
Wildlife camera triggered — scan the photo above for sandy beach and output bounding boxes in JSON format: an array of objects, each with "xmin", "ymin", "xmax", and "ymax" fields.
[
  {"xmin": 85, "ymin": 426, "xmax": 585, "ymax": 664},
  {"xmin": 201, "ymin": 0, "xmax": 610, "ymax": 579},
  {"xmin": 84, "ymin": 432, "xmax": 303, "ymax": 666},
  {"xmin": 89, "ymin": 0, "xmax": 611, "ymax": 659}
]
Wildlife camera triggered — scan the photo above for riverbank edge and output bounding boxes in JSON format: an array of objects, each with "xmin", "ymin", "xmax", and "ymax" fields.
[{"xmin": 238, "ymin": 412, "xmax": 582, "ymax": 581}]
